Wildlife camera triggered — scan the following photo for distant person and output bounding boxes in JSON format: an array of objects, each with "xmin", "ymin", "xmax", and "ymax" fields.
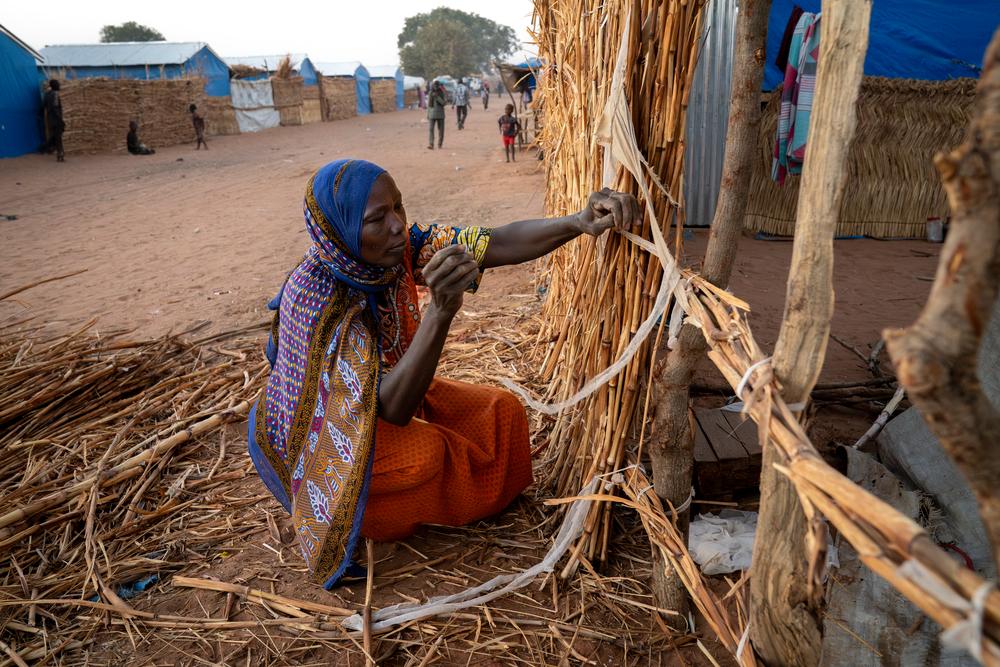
[
  {"xmin": 126, "ymin": 120, "xmax": 156, "ymax": 155},
  {"xmin": 42, "ymin": 79, "xmax": 66, "ymax": 162},
  {"xmin": 498, "ymin": 104, "xmax": 521, "ymax": 163},
  {"xmin": 454, "ymin": 78, "xmax": 470, "ymax": 130},
  {"xmin": 427, "ymin": 81, "xmax": 447, "ymax": 150},
  {"xmin": 189, "ymin": 104, "xmax": 208, "ymax": 150},
  {"xmin": 482, "ymin": 79, "xmax": 490, "ymax": 110}
]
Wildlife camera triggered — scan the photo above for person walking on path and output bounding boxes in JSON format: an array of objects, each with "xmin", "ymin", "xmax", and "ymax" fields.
[
  {"xmin": 189, "ymin": 104, "xmax": 208, "ymax": 150},
  {"xmin": 454, "ymin": 78, "xmax": 470, "ymax": 130},
  {"xmin": 42, "ymin": 80, "xmax": 66, "ymax": 162},
  {"xmin": 427, "ymin": 81, "xmax": 447, "ymax": 149},
  {"xmin": 498, "ymin": 104, "xmax": 521, "ymax": 163},
  {"xmin": 482, "ymin": 79, "xmax": 490, "ymax": 110}
]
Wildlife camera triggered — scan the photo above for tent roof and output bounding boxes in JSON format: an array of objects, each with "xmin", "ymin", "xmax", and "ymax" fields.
[
  {"xmin": 367, "ymin": 64, "xmax": 401, "ymax": 79},
  {"xmin": 40, "ymin": 41, "xmax": 221, "ymax": 67},
  {"xmin": 224, "ymin": 54, "xmax": 310, "ymax": 71},
  {"xmin": 764, "ymin": 0, "xmax": 996, "ymax": 88},
  {"xmin": 403, "ymin": 75, "xmax": 425, "ymax": 89},
  {"xmin": 314, "ymin": 61, "xmax": 366, "ymax": 77},
  {"xmin": 0, "ymin": 23, "xmax": 42, "ymax": 62}
]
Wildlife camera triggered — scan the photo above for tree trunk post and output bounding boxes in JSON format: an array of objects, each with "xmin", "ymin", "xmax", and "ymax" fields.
[
  {"xmin": 647, "ymin": 0, "xmax": 772, "ymax": 616},
  {"xmin": 884, "ymin": 27, "xmax": 1000, "ymax": 569},
  {"xmin": 748, "ymin": 1, "xmax": 872, "ymax": 665}
]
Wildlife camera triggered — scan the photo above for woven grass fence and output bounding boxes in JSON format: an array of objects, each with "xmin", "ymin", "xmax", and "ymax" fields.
[
  {"xmin": 58, "ymin": 77, "xmax": 207, "ymax": 154},
  {"xmin": 370, "ymin": 80, "xmax": 397, "ymax": 113},
  {"xmin": 270, "ymin": 76, "xmax": 304, "ymax": 127},
  {"xmin": 203, "ymin": 96, "xmax": 240, "ymax": 136},
  {"xmin": 318, "ymin": 76, "xmax": 357, "ymax": 121},
  {"xmin": 302, "ymin": 85, "xmax": 322, "ymax": 124},
  {"xmin": 745, "ymin": 77, "xmax": 977, "ymax": 238}
]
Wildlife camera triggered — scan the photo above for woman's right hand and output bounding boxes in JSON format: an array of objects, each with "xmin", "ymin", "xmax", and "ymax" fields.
[{"xmin": 422, "ymin": 245, "xmax": 479, "ymax": 317}]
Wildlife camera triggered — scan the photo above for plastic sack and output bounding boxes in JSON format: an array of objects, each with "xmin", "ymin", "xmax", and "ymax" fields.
[{"xmin": 688, "ymin": 509, "xmax": 758, "ymax": 575}]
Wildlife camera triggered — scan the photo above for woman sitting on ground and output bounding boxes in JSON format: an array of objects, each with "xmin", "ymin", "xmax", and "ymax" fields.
[{"xmin": 248, "ymin": 158, "xmax": 639, "ymax": 588}]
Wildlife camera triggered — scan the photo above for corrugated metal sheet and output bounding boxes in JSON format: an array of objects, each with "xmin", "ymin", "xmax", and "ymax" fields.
[
  {"xmin": 40, "ymin": 42, "xmax": 214, "ymax": 67},
  {"xmin": 683, "ymin": 0, "xmax": 738, "ymax": 226},
  {"xmin": 224, "ymin": 54, "xmax": 308, "ymax": 71}
]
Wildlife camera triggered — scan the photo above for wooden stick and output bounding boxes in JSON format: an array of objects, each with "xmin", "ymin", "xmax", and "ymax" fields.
[
  {"xmin": 750, "ymin": 2, "xmax": 872, "ymax": 663},
  {"xmin": 364, "ymin": 538, "xmax": 375, "ymax": 667},
  {"xmin": 885, "ymin": 27, "xmax": 1000, "ymax": 567},
  {"xmin": 0, "ymin": 269, "xmax": 88, "ymax": 303}
]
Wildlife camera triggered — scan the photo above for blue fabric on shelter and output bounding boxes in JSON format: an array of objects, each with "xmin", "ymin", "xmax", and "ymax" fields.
[
  {"xmin": 0, "ymin": 31, "xmax": 43, "ymax": 158},
  {"xmin": 763, "ymin": 0, "xmax": 996, "ymax": 89}
]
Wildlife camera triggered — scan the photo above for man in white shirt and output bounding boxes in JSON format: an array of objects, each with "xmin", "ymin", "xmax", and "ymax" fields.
[{"xmin": 454, "ymin": 78, "xmax": 470, "ymax": 130}]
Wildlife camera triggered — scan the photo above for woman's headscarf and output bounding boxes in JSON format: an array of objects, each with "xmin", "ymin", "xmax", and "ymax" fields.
[{"xmin": 249, "ymin": 159, "xmax": 398, "ymax": 588}]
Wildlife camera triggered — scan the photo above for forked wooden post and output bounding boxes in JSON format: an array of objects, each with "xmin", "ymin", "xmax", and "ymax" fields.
[
  {"xmin": 885, "ymin": 28, "xmax": 1000, "ymax": 568},
  {"xmin": 647, "ymin": 0, "xmax": 772, "ymax": 615},
  {"xmin": 748, "ymin": 1, "xmax": 871, "ymax": 664}
]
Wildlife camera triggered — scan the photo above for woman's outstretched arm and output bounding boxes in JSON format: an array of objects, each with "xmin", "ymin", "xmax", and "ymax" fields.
[
  {"xmin": 482, "ymin": 189, "xmax": 640, "ymax": 268},
  {"xmin": 377, "ymin": 244, "xmax": 477, "ymax": 425}
]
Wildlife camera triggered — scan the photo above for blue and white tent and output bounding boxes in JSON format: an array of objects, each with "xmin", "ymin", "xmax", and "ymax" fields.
[
  {"xmin": 314, "ymin": 61, "xmax": 370, "ymax": 115},
  {"xmin": 224, "ymin": 54, "xmax": 318, "ymax": 85},
  {"xmin": 39, "ymin": 42, "xmax": 230, "ymax": 97},
  {"xmin": 763, "ymin": 0, "xmax": 996, "ymax": 89},
  {"xmin": 0, "ymin": 24, "xmax": 43, "ymax": 158},
  {"xmin": 367, "ymin": 65, "xmax": 404, "ymax": 110}
]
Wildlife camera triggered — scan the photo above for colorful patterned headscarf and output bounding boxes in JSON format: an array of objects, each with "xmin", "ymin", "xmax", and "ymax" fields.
[{"xmin": 249, "ymin": 159, "xmax": 396, "ymax": 588}]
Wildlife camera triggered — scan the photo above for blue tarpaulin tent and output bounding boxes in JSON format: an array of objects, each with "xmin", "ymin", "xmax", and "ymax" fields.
[
  {"xmin": 39, "ymin": 42, "xmax": 231, "ymax": 97},
  {"xmin": 314, "ymin": 62, "xmax": 370, "ymax": 115},
  {"xmin": 0, "ymin": 24, "xmax": 43, "ymax": 158},
  {"xmin": 367, "ymin": 65, "xmax": 404, "ymax": 110},
  {"xmin": 764, "ymin": 0, "xmax": 996, "ymax": 89}
]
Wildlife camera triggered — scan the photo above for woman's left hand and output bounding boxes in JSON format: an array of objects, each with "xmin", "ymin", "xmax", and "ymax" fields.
[{"xmin": 574, "ymin": 188, "xmax": 642, "ymax": 237}]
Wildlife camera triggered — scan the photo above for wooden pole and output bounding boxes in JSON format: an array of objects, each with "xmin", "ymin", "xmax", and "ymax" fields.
[
  {"xmin": 885, "ymin": 27, "xmax": 1000, "ymax": 569},
  {"xmin": 647, "ymin": 0, "xmax": 772, "ymax": 616},
  {"xmin": 749, "ymin": 1, "xmax": 871, "ymax": 664}
]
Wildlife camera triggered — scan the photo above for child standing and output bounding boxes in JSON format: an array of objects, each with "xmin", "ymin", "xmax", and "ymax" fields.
[
  {"xmin": 498, "ymin": 104, "xmax": 520, "ymax": 163},
  {"xmin": 189, "ymin": 104, "xmax": 208, "ymax": 150}
]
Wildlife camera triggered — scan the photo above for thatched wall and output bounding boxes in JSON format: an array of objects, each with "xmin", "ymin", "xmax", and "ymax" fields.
[
  {"xmin": 302, "ymin": 85, "xmax": 322, "ymax": 124},
  {"xmin": 744, "ymin": 77, "xmax": 977, "ymax": 238},
  {"xmin": 370, "ymin": 80, "xmax": 397, "ymax": 113},
  {"xmin": 59, "ymin": 77, "xmax": 207, "ymax": 154},
  {"xmin": 319, "ymin": 76, "xmax": 357, "ymax": 121},
  {"xmin": 203, "ymin": 96, "xmax": 240, "ymax": 136},
  {"xmin": 271, "ymin": 77, "xmax": 304, "ymax": 126},
  {"xmin": 404, "ymin": 88, "xmax": 419, "ymax": 107}
]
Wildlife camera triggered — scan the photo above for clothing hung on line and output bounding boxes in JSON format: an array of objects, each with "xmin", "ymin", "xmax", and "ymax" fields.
[
  {"xmin": 247, "ymin": 159, "xmax": 532, "ymax": 589},
  {"xmin": 772, "ymin": 11, "xmax": 821, "ymax": 185}
]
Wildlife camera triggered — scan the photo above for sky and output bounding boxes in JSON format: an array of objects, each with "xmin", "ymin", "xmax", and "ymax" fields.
[{"xmin": 5, "ymin": 0, "xmax": 538, "ymax": 66}]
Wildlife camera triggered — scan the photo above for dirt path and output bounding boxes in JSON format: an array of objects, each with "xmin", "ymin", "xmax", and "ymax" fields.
[{"xmin": 0, "ymin": 104, "xmax": 544, "ymax": 338}]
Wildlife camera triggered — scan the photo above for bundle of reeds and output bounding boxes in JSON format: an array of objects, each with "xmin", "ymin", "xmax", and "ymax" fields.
[
  {"xmin": 0, "ymin": 321, "xmax": 266, "ymax": 663},
  {"xmin": 58, "ymin": 77, "xmax": 208, "ymax": 154},
  {"xmin": 744, "ymin": 77, "xmax": 977, "ymax": 238},
  {"xmin": 531, "ymin": 0, "xmax": 705, "ymax": 565}
]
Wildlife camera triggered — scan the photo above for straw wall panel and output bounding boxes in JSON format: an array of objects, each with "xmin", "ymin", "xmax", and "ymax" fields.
[
  {"xmin": 59, "ymin": 77, "xmax": 207, "ymax": 154},
  {"xmin": 370, "ymin": 80, "xmax": 397, "ymax": 113},
  {"xmin": 319, "ymin": 76, "xmax": 357, "ymax": 121},
  {"xmin": 744, "ymin": 77, "xmax": 977, "ymax": 238}
]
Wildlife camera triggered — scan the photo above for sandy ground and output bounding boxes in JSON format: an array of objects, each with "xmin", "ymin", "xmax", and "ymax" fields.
[
  {"xmin": 0, "ymin": 104, "xmax": 544, "ymax": 339},
  {"xmin": 0, "ymin": 103, "xmax": 942, "ymax": 664}
]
